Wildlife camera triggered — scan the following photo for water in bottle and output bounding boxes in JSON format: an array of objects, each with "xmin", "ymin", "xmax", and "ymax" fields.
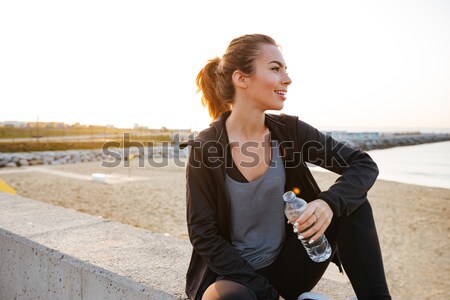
[{"xmin": 283, "ymin": 191, "xmax": 332, "ymax": 263}]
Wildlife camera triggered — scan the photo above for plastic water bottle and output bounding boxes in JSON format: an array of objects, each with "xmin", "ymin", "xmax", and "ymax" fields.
[{"xmin": 283, "ymin": 191, "xmax": 332, "ymax": 263}]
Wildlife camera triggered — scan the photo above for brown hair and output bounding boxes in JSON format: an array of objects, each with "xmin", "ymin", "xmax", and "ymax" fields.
[{"xmin": 196, "ymin": 34, "xmax": 277, "ymax": 120}]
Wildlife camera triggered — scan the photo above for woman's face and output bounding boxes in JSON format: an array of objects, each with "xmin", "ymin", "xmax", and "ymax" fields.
[{"xmin": 244, "ymin": 44, "xmax": 292, "ymax": 111}]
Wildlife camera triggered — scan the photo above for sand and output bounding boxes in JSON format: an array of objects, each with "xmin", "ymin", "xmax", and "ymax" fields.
[{"xmin": 1, "ymin": 160, "xmax": 449, "ymax": 300}]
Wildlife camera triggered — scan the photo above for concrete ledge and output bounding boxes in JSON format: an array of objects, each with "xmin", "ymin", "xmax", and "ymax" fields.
[
  {"xmin": 0, "ymin": 193, "xmax": 354, "ymax": 299},
  {"xmin": 0, "ymin": 193, "xmax": 190, "ymax": 299}
]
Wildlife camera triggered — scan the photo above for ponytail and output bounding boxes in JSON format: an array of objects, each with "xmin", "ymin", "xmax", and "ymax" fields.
[{"xmin": 196, "ymin": 57, "xmax": 232, "ymax": 121}]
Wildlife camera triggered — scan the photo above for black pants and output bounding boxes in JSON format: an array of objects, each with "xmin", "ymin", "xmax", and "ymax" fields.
[{"xmin": 212, "ymin": 201, "xmax": 391, "ymax": 300}]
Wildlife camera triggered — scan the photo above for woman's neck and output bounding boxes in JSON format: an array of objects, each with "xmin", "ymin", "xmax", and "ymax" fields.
[{"xmin": 225, "ymin": 109, "xmax": 268, "ymax": 141}]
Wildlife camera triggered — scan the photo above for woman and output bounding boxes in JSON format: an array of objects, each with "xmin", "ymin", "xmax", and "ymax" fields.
[{"xmin": 180, "ymin": 34, "xmax": 391, "ymax": 300}]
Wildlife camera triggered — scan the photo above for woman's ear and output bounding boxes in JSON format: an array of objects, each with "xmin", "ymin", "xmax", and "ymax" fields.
[{"xmin": 232, "ymin": 70, "xmax": 248, "ymax": 89}]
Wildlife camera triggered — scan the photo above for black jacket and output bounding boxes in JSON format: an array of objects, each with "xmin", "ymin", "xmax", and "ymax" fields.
[{"xmin": 179, "ymin": 111, "xmax": 379, "ymax": 300}]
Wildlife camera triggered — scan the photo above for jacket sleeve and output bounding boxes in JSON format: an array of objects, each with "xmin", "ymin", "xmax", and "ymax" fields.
[
  {"xmin": 185, "ymin": 143, "xmax": 279, "ymax": 300},
  {"xmin": 297, "ymin": 120, "xmax": 379, "ymax": 217}
]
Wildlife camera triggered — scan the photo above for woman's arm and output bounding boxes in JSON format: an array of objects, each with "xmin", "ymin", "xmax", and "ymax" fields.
[
  {"xmin": 298, "ymin": 120, "xmax": 379, "ymax": 217},
  {"xmin": 186, "ymin": 144, "xmax": 279, "ymax": 300}
]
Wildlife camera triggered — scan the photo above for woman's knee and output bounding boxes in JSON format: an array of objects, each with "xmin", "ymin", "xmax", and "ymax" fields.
[{"xmin": 202, "ymin": 279, "xmax": 257, "ymax": 300}]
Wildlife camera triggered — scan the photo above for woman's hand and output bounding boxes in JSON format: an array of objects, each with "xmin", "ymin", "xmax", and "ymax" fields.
[{"xmin": 291, "ymin": 199, "xmax": 333, "ymax": 243}]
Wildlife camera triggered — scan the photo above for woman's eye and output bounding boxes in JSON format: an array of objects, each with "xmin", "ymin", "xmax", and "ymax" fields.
[{"xmin": 271, "ymin": 67, "xmax": 279, "ymax": 71}]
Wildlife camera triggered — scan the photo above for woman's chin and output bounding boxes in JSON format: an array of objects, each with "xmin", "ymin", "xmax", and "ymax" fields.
[{"xmin": 271, "ymin": 103, "xmax": 285, "ymax": 111}]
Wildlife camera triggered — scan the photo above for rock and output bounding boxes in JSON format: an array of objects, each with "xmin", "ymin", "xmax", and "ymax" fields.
[
  {"xmin": 55, "ymin": 153, "xmax": 66, "ymax": 160},
  {"xmin": 18, "ymin": 159, "xmax": 29, "ymax": 167},
  {"xmin": 0, "ymin": 159, "xmax": 8, "ymax": 168},
  {"xmin": 6, "ymin": 162, "xmax": 17, "ymax": 168},
  {"xmin": 44, "ymin": 151, "xmax": 56, "ymax": 158},
  {"xmin": 71, "ymin": 154, "xmax": 81, "ymax": 161},
  {"xmin": 28, "ymin": 159, "xmax": 43, "ymax": 166}
]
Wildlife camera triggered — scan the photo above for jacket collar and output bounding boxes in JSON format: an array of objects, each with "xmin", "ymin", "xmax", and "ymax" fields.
[
  {"xmin": 179, "ymin": 110, "xmax": 286, "ymax": 149},
  {"xmin": 210, "ymin": 110, "xmax": 287, "ymax": 141}
]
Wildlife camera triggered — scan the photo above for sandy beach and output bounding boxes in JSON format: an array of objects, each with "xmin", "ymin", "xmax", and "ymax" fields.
[{"xmin": 1, "ymin": 160, "xmax": 449, "ymax": 300}]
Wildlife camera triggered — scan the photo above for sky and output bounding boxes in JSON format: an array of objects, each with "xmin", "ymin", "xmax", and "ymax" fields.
[{"xmin": 1, "ymin": 0, "xmax": 449, "ymax": 131}]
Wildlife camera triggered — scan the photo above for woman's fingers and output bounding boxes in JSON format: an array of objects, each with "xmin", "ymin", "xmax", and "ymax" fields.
[
  {"xmin": 297, "ymin": 214, "xmax": 323, "ymax": 240},
  {"xmin": 295, "ymin": 211, "xmax": 317, "ymax": 233},
  {"xmin": 292, "ymin": 199, "xmax": 333, "ymax": 240},
  {"xmin": 301, "ymin": 218, "xmax": 325, "ymax": 242}
]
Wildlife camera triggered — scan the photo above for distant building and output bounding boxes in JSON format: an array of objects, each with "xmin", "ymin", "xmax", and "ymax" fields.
[
  {"xmin": 70, "ymin": 123, "xmax": 88, "ymax": 128},
  {"xmin": 45, "ymin": 122, "xmax": 66, "ymax": 129},
  {"xmin": 25, "ymin": 121, "xmax": 66, "ymax": 128},
  {"xmin": 0, "ymin": 121, "xmax": 27, "ymax": 128}
]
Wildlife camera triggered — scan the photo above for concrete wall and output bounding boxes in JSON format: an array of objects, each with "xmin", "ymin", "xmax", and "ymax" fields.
[
  {"xmin": 0, "ymin": 193, "xmax": 190, "ymax": 300},
  {"xmin": 0, "ymin": 193, "xmax": 355, "ymax": 300}
]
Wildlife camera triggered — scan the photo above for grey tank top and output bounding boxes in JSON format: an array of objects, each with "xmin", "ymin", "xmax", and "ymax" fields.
[{"xmin": 225, "ymin": 139, "xmax": 286, "ymax": 270}]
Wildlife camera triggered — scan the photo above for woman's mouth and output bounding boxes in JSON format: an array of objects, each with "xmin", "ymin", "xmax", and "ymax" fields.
[{"xmin": 275, "ymin": 90, "xmax": 287, "ymax": 99}]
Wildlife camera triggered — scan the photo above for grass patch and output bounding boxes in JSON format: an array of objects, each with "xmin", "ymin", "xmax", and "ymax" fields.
[
  {"xmin": 0, "ymin": 127, "xmax": 172, "ymax": 139},
  {"xmin": 0, "ymin": 135, "xmax": 172, "ymax": 152}
]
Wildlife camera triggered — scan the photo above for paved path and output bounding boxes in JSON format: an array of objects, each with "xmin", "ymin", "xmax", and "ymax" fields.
[{"xmin": 0, "ymin": 166, "xmax": 149, "ymax": 185}]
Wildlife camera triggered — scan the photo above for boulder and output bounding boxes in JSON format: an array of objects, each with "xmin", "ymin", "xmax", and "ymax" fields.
[
  {"xmin": 28, "ymin": 159, "xmax": 43, "ymax": 166},
  {"xmin": 18, "ymin": 159, "xmax": 29, "ymax": 167}
]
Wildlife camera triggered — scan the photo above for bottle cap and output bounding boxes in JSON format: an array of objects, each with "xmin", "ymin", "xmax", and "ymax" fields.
[{"xmin": 283, "ymin": 191, "xmax": 296, "ymax": 203}]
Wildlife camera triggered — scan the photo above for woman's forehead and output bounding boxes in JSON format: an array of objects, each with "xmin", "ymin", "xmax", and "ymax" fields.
[{"xmin": 257, "ymin": 44, "xmax": 286, "ymax": 66}]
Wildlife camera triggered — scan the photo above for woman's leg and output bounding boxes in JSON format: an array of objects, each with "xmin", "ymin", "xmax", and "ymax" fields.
[
  {"xmin": 269, "ymin": 220, "xmax": 340, "ymax": 300},
  {"xmin": 338, "ymin": 200, "xmax": 391, "ymax": 300},
  {"xmin": 202, "ymin": 279, "xmax": 257, "ymax": 300},
  {"xmin": 200, "ymin": 201, "xmax": 391, "ymax": 300}
]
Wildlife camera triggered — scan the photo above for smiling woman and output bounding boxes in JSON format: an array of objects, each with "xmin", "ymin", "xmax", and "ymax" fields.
[
  {"xmin": 182, "ymin": 34, "xmax": 392, "ymax": 300},
  {"xmin": 196, "ymin": 34, "xmax": 286, "ymax": 120}
]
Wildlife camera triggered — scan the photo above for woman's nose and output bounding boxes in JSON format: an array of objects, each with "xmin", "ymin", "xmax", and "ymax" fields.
[{"xmin": 283, "ymin": 74, "xmax": 292, "ymax": 86}]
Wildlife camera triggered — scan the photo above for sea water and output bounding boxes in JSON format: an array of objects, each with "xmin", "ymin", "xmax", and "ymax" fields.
[
  {"xmin": 309, "ymin": 141, "xmax": 450, "ymax": 189},
  {"xmin": 366, "ymin": 141, "xmax": 450, "ymax": 189}
]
